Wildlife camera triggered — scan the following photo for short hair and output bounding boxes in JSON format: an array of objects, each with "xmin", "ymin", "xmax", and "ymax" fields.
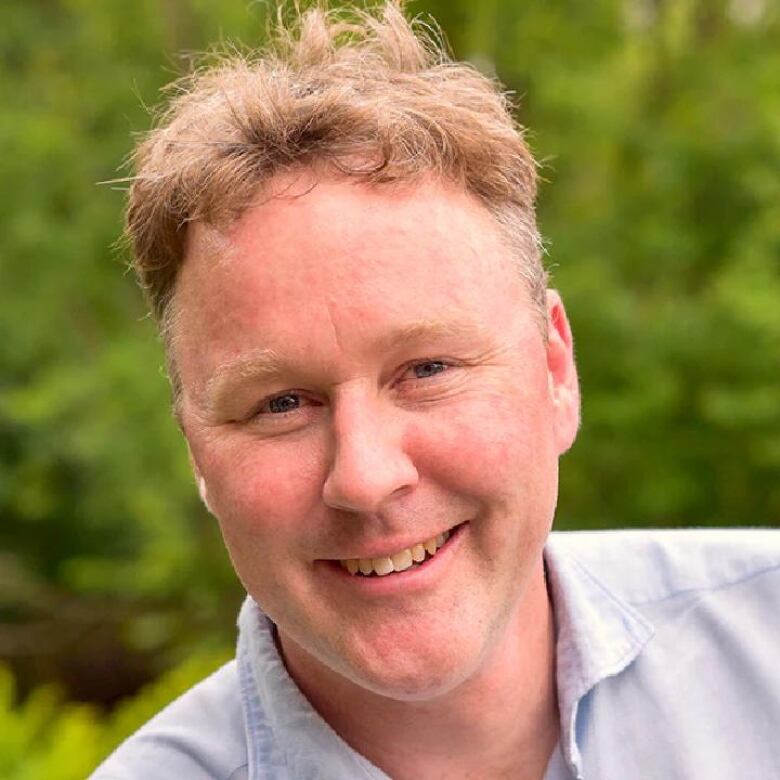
[{"xmin": 125, "ymin": 1, "xmax": 545, "ymax": 378}]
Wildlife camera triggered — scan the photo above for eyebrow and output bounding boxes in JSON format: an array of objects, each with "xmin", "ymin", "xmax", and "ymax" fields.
[
  {"xmin": 373, "ymin": 318, "xmax": 489, "ymax": 352},
  {"xmin": 201, "ymin": 347, "xmax": 283, "ymax": 415},
  {"xmin": 200, "ymin": 318, "xmax": 489, "ymax": 413}
]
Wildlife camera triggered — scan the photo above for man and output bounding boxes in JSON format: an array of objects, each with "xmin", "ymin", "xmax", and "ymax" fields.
[{"xmin": 92, "ymin": 3, "xmax": 780, "ymax": 779}]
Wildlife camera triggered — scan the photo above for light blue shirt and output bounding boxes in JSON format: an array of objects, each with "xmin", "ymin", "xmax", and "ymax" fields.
[{"xmin": 90, "ymin": 529, "xmax": 780, "ymax": 779}]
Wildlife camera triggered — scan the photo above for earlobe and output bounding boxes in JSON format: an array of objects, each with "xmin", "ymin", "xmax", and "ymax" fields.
[
  {"xmin": 545, "ymin": 290, "xmax": 581, "ymax": 454},
  {"xmin": 197, "ymin": 474, "xmax": 213, "ymax": 513},
  {"xmin": 187, "ymin": 445, "xmax": 213, "ymax": 514}
]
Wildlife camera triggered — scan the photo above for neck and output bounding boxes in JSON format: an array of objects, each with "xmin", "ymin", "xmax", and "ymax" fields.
[{"xmin": 280, "ymin": 566, "xmax": 559, "ymax": 780}]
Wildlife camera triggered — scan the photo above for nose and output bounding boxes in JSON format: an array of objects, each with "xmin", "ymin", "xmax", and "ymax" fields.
[{"xmin": 322, "ymin": 395, "xmax": 419, "ymax": 514}]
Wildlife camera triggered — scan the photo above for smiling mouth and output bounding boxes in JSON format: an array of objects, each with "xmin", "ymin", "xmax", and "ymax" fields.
[{"xmin": 337, "ymin": 524, "xmax": 463, "ymax": 577}]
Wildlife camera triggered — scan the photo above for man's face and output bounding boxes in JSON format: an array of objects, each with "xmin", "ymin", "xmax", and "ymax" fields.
[{"xmin": 176, "ymin": 174, "xmax": 579, "ymax": 700}]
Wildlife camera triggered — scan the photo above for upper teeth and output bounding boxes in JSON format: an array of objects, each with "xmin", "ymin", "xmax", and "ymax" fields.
[{"xmin": 340, "ymin": 530, "xmax": 452, "ymax": 577}]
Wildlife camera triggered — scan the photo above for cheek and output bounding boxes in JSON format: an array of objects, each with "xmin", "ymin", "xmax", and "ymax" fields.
[
  {"xmin": 406, "ymin": 391, "xmax": 558, "ymax": 496},
  {"xmin": 198, "ymin": 435, "xmax": 326, "ymax": 534}
]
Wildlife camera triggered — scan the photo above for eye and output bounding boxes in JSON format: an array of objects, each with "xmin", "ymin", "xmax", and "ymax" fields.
[
  {"xmin": 393, "ymin": 358, "xmax": 460, "ymax": 403},
  {"xmin": 266, "ymin": 393, "xmax": 303, "ymax": 414},
  {"xmin": 241, "ymin": 390, "xmax": 322, "ymax": 433},
  {"xmin": 411, "ymin": 360, "xmax": 448, "ymax": 379},
  {"xmin": 254, "ymin": 391, "xmax": 319, "ymax": 418}
]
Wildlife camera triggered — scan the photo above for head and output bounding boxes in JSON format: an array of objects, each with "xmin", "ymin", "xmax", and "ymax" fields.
[
  {"xmin": 126, "ymin": 1, "xmax": 545, "ymax": 404},
  {"xmin": 125, "ymin": 3, "xmax": 579, "ymax": 701}
]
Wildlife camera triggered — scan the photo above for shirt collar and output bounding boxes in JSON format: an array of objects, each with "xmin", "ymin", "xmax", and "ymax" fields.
[
  {"xmin": 237, "ymin": 597, "xmax": 388, "ymax": 780},
  {"xmin": 544, "ymin": 535, "xmax": 655, "ymax": 779}
]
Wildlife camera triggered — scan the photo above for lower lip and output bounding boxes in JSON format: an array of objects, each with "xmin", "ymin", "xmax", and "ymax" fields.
[{"xmin": 317, "ymin": 522, "xmax": 469, "ymax": 596}]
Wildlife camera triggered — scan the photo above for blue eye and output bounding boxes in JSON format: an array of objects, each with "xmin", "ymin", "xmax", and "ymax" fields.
[
  {"xmin": 413, "ymin": 361, "xmax": 447, "ymax": 379},
  {"xmin": 267, "ymin": 393, "xmax": 301, "ymax": 414}
]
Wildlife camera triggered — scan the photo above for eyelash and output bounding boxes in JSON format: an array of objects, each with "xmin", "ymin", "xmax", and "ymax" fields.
[
  {"xmin": 254, "ymin": 391, "xmax": 318, "ymax": 418},
  {"xmin": 403, "ymin": 359, "xmax": 451, "ymax": 382}
]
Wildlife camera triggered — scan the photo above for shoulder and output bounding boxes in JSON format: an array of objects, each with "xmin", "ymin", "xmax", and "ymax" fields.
[
  {"xmin": 550, "ymin": 529, "xmax": 780, "ymax": 777},
  {"xmin": 89, "ymin": 660, "xmax": 248, "ymax": 780},
  {"xmin": 547, "ymin": 527, "xmax": 780, "ymax": 606}
]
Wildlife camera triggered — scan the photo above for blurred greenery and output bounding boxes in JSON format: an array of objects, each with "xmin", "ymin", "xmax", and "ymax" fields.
[
  {"xmin": 0, "ymin": 0, "xmax": 778, "ymax": 773},
  {"xmin": 0, "ymin": 649, "xmax": 231, "ymax": 779}
]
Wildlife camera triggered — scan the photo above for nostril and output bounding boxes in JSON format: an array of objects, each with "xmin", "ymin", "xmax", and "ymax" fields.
[{"xmin": 322, "ymin": 452, "xmax": 419, "ymax": 514}]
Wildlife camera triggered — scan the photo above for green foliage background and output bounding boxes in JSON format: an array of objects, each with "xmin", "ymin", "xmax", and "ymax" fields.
[{"xmin": 1, "ymin": 0, "xmax": 778, "ymax": 773}]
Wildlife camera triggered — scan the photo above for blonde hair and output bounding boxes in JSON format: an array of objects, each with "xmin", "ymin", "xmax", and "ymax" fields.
[{"xmin": 126, "ymin": 1, "xmax": 545, "ymax": 362}]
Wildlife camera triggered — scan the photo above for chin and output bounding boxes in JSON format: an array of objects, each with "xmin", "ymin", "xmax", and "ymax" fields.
[
  {"xmin": 343, "ymin": 661, "xmax": 472, "ymax": 703},
  {"xmin": 325, "ymin": 630, "xmax": 489, "ymax": 703}
]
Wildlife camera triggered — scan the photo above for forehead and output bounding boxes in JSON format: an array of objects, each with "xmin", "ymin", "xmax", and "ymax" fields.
[
  {"xmin": 173, "ymin": 174, "xmax": 528, "ymax": 385},
  {"xmin": 184, "ymin": 174, "xmax": 518, "ymax": 297}
]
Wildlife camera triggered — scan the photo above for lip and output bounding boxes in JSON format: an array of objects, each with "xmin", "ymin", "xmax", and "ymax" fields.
[
  {"xmin": 316, "ymin": 521, "xmax": 468, "ymax": 595},
  {"xmin": 321, "ymin": 521, "xmax": 466, "ymax": 563}
]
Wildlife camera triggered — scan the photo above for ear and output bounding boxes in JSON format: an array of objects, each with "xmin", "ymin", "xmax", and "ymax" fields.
[
  {"xmin": 187, "ymin": 444, "xmax": 213, "ymax": 514},
  {"xmin": 545, "ymin": 290, "xmax": 580, "ymax": 455}
]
